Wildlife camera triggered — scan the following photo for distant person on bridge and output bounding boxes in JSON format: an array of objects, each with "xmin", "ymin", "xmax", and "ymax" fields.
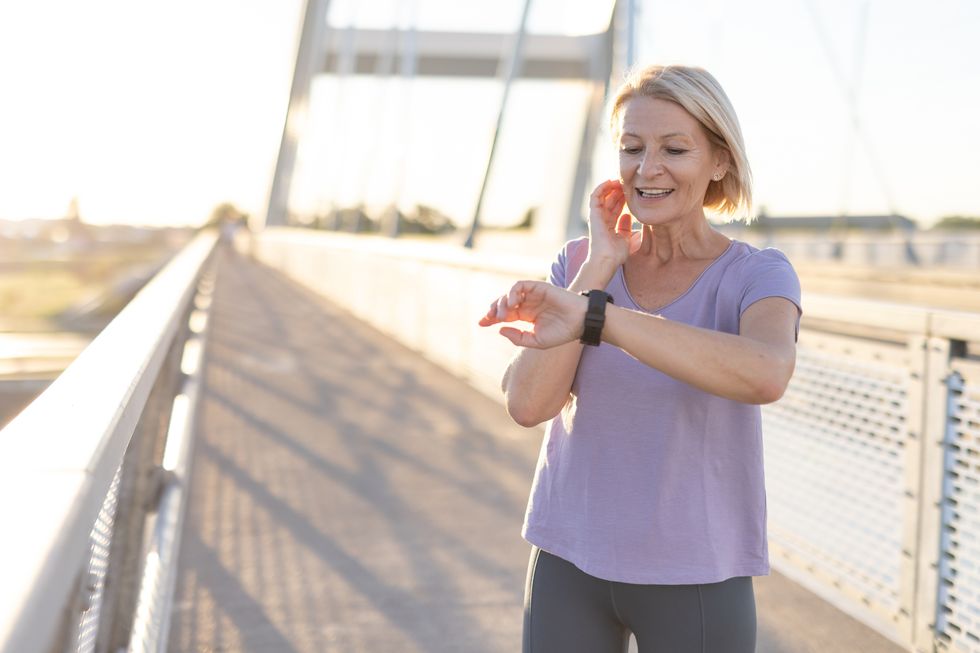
[{"xmin": 479, "ymin": 64, "xmax": 801, "ymax": 653}]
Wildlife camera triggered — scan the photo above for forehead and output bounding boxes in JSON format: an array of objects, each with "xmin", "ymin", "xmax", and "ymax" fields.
[{"xmin": 618, "ymin": 96, "xmax": 705, "ymax": 141}]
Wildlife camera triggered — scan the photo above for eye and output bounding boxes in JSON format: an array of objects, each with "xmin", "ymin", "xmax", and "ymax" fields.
[
  {"xmin": 620, "ymin": 146, "xmax": 642, "ymax": 155},
  {"xmin": 666, "ymin": 148, "xmax": 688, "ymax": 155}
]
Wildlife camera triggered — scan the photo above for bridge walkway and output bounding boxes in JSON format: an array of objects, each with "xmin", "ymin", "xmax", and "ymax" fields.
[{"xmin": 166, "ymin": 250, "xmax": 905, "ymax": 652}]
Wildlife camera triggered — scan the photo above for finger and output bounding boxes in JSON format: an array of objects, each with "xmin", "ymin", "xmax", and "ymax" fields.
[
  {"xmin": 499, "ymin": 326, "xmax": 541, "ymax": 349},
  {"xmin": 590, "ymin": 179, "xmax": 621, "ymax": 207},
  {"xmin": 606, "ymin": 180, "xmax": 624, "ymax": 203},
  {"xmin": 604, "ymin": 192, "xmax": 624, "ymax": 217},
  {"xmin": 499, "ymin": 326, "xmax": 523, "ymax": 345},
  {"xmin": 613, "ymin": 188, "xmax": 626, "ymax": 210},
  {"xmin": 510, "ymin": 280, "xmax": 544, "ymax": 316},
  {"xmin": 615, "ymin": 213, "xmax": 633, "ymax": 236},
  {"xmin": 590, "ymin": 182, "xmax": 610, "ymax": 206},
  {"xmin": 478, "ymin": 297, "xmax": 499, "ymax": 325},
  {"xmin": 603, "ymin": 185, "xmax": 625, "ymax": 211},
  {"xmin": 479, "ymin": 310, "xmax": 500, "ymax": 326},
  {"xmin": 603, "ymin": 181, "xmax": 621, "ymax": 198},
  {"xmin": 486, "ymin": 296, "xmax": 502, "ymax": 316},
  {"xmin": 507, "ymin": 283, "xmax": 525, "ymax": 311},
  {"xmin": 628, "ymin": 229, "xmax": 643, "ymax": 254},
  {"xmin": 482, "ymin": 295, "xmax": 511, "ymax": 324},
  {"xmin": 495, "ymin": 295, "xmax": 513, "ymax": 321}
]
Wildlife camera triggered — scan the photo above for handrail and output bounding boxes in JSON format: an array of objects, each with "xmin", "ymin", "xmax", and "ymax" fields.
[
  {"xmin": 802, "ymin": 293, "xmax": 980, "ymax": 342},
  {"xmin": 0, "ymin": 232, "xmax": 218, "ymax": 653},
  {"xmin": 929, "ymin": 310, "xmax": 980, "ymax": 342},
  {"xmin": 128, "ymin": 277, "xmax": 214, "ymax": 653}
]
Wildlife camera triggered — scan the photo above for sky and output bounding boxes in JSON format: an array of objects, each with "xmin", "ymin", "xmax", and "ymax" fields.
[{"xmin": 0, "ymin": 0, "xmax": 977, "ymax": 228}]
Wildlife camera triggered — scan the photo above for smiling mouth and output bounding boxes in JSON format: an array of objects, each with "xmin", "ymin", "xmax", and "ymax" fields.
[{"xmin": 636, "ymin": 188, "xmax": 673, "ymax": 199}]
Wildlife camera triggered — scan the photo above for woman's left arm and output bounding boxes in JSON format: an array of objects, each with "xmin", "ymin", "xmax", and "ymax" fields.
[
  {"xmin": 480, "ymin": 281, "xmax": 798, "ymax": 405},
  {"xmin": 603, "ymin": 296, "xmax": 798, "ymax": 404}
]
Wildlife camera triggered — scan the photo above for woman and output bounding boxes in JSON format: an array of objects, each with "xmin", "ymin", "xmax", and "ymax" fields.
[{"xmin": 479, "ymin": 65, "xmax": 802, "ymax": 653}]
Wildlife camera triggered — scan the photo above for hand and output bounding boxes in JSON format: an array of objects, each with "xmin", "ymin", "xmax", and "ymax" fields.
[
  {"xmin": 587, "ymin": 180, "xmax": 641, "ymax": 268},
  {"xmin": 478, "ymin": 280, "xmax": 587, "ymax": 349}
]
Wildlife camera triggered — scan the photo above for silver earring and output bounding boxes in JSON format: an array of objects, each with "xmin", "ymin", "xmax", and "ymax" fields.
[{"xmin": 713, "ymin": 173, "xmax": 722, "ymax": 181}]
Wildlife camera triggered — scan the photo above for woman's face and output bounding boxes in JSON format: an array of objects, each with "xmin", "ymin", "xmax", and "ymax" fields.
[{"xmin": 617, "ymin": 97, "xmax": 727, "ymax": 226}]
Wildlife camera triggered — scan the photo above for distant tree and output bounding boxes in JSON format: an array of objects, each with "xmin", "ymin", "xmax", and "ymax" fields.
[
  {"xmin": 513, "ymin": 207, "xmax": 535, "ymax": 230},
  {"xmin": 746, "ymin": 207, "xmax": 771, "ymax": 231},
  {"xmin": 205, "ymin": 202, "xmax": 247, "ymax": 229},
  {"xmin": 932, "ymin": 216, "xmax": 980, "ymax": 230},
  {"xmin": 411, "ymin": 204, "xmax": 456, "ymax": 234}
]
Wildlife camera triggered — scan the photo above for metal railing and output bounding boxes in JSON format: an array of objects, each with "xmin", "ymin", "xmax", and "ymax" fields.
[
  {"xmin": 763, "ymin": 298, "xmax": 980, "ymax": 652},
  {"xmin": 250, "ymin": 227, "xmax": 980, "ymax": 653},
  {"xmin": 0, "ymin": 232, "xmax": 218, "ymax": 653}
]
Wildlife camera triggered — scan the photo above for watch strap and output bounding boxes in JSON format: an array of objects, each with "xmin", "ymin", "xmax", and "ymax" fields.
[{"xmin": 579, "ymin": 290, "xmax": 613, "ymax": 346}]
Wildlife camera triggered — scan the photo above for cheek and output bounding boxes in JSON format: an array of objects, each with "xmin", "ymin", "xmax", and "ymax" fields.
[
  {"xmin": 681, "ymin": 178, "xmax": 706, "ymax": 198},
  {"xmin": 678, "ymin": 162, "xmax": 712, "ymax": 190},
  {"xmin": 619, "ymin": 157, "xmax": 632, "ymax": 177}
]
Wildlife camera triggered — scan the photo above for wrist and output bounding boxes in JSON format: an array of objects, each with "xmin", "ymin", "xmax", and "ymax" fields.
[
  {"xmin": 569, "ymin": 259, "xmax": 617, "ymax": 292},
  {"xmin": 579, "ymin": 290, "xmax": 614, "ymax": 346}
]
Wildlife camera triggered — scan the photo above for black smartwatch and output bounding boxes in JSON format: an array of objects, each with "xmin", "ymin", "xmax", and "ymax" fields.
[{"xmin": 579, "ymin": 290, "xmax": 613, "ymax": 346}]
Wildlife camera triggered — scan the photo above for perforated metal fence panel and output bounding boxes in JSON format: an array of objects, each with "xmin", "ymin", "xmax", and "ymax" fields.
[
  {"xmin": 75, "ymin": 464, "xmax": 122, "ymax": 653},
  {"xmin": 936, "ymin": 360, "xmax": 980, "ymax": 652},
  {"xmin": 762, "ymin": 330, "xmax": 912, "ymax": 630}
]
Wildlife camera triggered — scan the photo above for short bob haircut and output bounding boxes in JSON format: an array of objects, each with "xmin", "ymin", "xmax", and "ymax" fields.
[{"xmin": 609, "ymin": 65, "xmax": 752, "ymax": 218}]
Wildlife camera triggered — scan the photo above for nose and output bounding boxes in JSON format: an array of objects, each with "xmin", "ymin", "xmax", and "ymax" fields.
[{"xmin": 636, "ymin": 149, "xmax": 663, "ymax": 178}]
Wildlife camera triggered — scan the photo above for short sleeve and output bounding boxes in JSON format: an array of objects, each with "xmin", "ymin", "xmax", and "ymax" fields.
[
  {"xmin": 548, "ymin": 246, "xmax": 568, "ymax": 288},
  {"xmin": 739, "ymin": 248, "xmax": 803, "ymax": 334},
  {"xmin": 548, "ymin": 237, "xmax": 589, "ymax": 289}
]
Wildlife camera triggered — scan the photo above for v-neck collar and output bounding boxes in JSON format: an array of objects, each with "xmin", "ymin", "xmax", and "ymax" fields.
[{"xmin": 618, "ymin": 240, "xmax": 735, "ymax": 314}]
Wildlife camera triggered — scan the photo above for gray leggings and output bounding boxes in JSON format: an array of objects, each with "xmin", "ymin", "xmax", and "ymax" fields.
[{"xmin": 523, "ymin": 547, "xmax": 757, "ymax": 653}]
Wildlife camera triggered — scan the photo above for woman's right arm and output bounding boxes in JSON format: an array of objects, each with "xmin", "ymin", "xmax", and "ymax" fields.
[
  {"xmin": 493, "ymin": 179, "xmax": 632, "ymax": 427},
  {"xmin": 500, "ymin": 261, "xmax": 616, "ymax": 427}
]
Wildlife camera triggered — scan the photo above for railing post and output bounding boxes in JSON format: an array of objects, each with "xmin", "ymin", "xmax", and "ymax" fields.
[
  {"xmin": 901, "ymin": 335, "xmax": 929, "ymax": 646},
  {"xmin": 909, "ymin": 336, "xmax": 957, "ymax": 652}
]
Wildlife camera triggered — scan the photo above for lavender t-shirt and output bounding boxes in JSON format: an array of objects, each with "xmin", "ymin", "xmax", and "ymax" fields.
[{"xmin": 522, "ymin": 237, "xmax": 802, "ymax": 585}]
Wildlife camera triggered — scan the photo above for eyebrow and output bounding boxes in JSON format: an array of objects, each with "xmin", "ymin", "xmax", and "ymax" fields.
[{"xmin": 620, "ymin": 130, "xmax": 693, "ymax": 141}]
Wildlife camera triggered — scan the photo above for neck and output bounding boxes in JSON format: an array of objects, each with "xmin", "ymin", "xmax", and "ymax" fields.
[{"xmin": 635, "ymin": 214, "xmax": 725, "ymax": 264}]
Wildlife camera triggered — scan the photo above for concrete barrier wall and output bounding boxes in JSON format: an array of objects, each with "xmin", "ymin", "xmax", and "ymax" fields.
[{"xmin": 248, "ymin": 229, "xmax": 549, "ymax": 403}]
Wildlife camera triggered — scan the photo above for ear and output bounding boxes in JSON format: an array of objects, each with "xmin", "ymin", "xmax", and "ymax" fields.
[{"xmin": 713, "ymin": 148, "xmax": 732, "ymax": 179}]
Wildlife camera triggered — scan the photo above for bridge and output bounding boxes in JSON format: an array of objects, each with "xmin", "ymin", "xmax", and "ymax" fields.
[
  {"xmin": 2, "ymin": 230, "xmax": 978, "ymax": 652},
  {"xmin": 3, "ymin": 1, "xmax": 980, "ymax": 652}
]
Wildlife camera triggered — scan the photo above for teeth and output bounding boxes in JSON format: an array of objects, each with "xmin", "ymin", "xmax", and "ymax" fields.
[{"xmin": 637, "ymin": 189, "xmax": 672, "ymax": 197}]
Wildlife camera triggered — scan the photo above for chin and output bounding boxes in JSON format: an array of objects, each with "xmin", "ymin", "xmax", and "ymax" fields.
[
  {"xmin": 623, "ymin": 204, "xmax": 654, "ymax": 225},
  {"xmin": 631, "ymin": 212, "xmax": 674, "ymax": 226}
]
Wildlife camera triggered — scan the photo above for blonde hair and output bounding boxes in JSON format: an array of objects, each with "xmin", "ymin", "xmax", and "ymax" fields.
[{"xmin": 610, "ymin": 65, "xmax": 752, "ymax": 217}]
